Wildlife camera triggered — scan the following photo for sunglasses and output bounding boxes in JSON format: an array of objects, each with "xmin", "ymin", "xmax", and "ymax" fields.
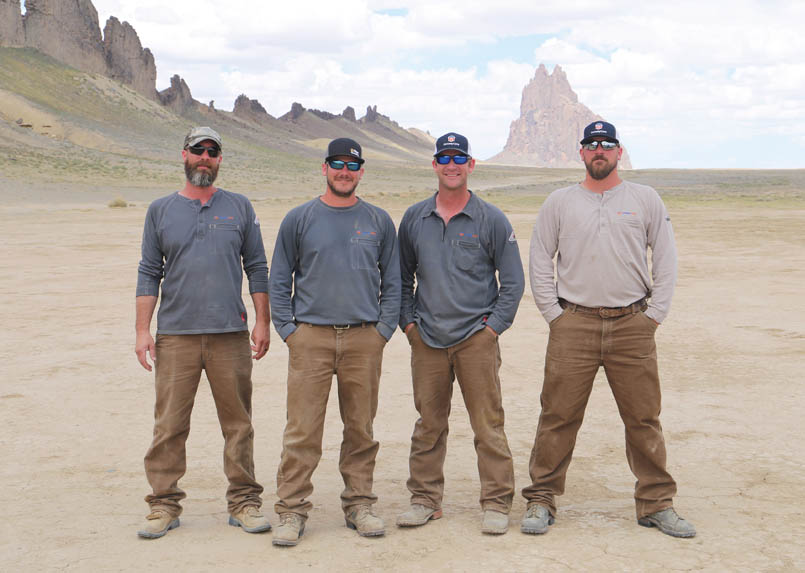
[
  {"xmin": 582, "ymin": 140, "xmax": 619, "ymax": 151},
  {"xmin": 187, "ymin": 144, "xmax": 221, "ymax": 158},
  {"xmin": 327, "ymin": 160, "xmax": 362, "ymax": 171},
  {"xmin": 435, "ymin": 154, "xmax": 470, "ymax": 165}
]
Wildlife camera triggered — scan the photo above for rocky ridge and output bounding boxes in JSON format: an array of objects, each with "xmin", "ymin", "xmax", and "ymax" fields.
[{"xmin": 490, "ymin": 64, "xmax": 631, "ymax": 168}]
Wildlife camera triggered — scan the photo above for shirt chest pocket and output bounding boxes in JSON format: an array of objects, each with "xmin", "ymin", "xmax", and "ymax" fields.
[
  {"xmin": 350, "ymin": 236, "xmax": 380, "ymax": 270},
  {"xmin": 210, "ymin": 223, "xmax": 241, "ymax": 254},
  {"xmin": 451, "ymin": 239, "xmax": 483, "ymax": 272}
]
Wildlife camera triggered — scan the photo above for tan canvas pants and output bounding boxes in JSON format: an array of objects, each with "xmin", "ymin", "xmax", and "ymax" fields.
[
  {"xmin": 144, "ymin": 331, "xmax": 263, "ymax": 517},
  {"xmin": 405, "ymin": 326, "xmax": 514, "ymax": 513},
  {"xmin": 522, "ymin": 304, "xmax": 677, "ymax": 519},
  {"xmin": 274, "ymin": 323, "xmax": 386, "ymax": 517}
]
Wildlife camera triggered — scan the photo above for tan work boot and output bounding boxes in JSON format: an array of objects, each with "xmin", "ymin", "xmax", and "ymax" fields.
[
  {"xmin": 345, "ymin": 504, "xmax": 385, "ymax": 537},
  {"xmin": 229, "ymin": 505, "xmax": 272, "ymax": 533},
  {"xmin": 481, "ymin": 509, "xmax": 509, "ymax": 535},
  {"xmin": 521, "ymin": 504, "xmax": 554, "ymax": 535},
  {"xmin": 638, "ymin": 508, "xmax": 696, "ymax": 538},
  {"xmin": 273, "ymin": 513, "xmax": 306, "ymax": 547},
  {"xmin": 396, "ymin": 504, "xmax": 443, "ymax": 527},
  {"xmin": 137, "ymin": 510, "xmax": 179, "ymax": 539}
]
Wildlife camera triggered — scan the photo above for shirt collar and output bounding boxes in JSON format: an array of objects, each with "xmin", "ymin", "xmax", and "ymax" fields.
[{"xmin": 422, "ymin": 190, "xmax": 477, "ymax": 220}]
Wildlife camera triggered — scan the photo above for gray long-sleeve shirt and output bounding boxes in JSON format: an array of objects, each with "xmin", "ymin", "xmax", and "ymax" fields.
[
  {"xmin": 529, "ymin": 180, "xmax": 677, "ymax": 324},
  {"xmin": 399, "ymin": 191, "xmax": 525, "ymax": 348},
  {"xmin": 268, "ymin": 197, "xmax": 400, "ymax": 341},
  {"xmin": 136, "ymin": 189, "xmax": 268, "ymax": 334}
]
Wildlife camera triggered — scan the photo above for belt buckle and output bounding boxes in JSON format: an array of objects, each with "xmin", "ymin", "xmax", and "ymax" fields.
[
  {"xmin": 599, "ymin": 308, "xmax": 616, "ymax": 318},
  {"xmin": 333, "ymin": 324, "xmax": 351, "ymax": 330}
]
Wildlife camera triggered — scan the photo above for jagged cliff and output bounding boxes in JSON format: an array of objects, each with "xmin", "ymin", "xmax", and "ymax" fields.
[
  {"xmin": 0, "ymin": 0, "xmax": 24, "ymax": 47},
  {"xmin": 490, "ymin": 64, "xmax": 631, "ymax": 168}
]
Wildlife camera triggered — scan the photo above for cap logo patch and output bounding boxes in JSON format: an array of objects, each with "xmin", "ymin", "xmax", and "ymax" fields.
[
  {"xmin": 350, "ymin": 148, "xmax": 359, "ymax": 157},
  {"xmin": 595, "ymin": 123, "xmax": 603, "ymax": 130},
  {"xmin": 447, "ymin": 135, "xmax": 455, "ymax": 142}
]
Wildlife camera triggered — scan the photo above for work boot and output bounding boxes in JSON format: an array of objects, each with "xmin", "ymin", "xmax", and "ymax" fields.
[
  {"xmin": 481, "ymin": 509, "xmax": 509, "ymax": 535},
  {"xmin": 396, "ymin": 504, "xmax": 443, "ymax": 527},
  {"xmin": 638, "ymin": 508, "xmax": 696, "ymax": 538},
  {"xmin": 345, "ymin": 504, "xmax": 385, "ymax": 537},
  {"xmin": 228, "ymin": 505, "xmax": 272, "ymax": 533},
  {"xmin": 520, "ymin": 504, "xmax": 554, "ymax": 535},
  {"xmin": 273, "ymin": 513, "xmax": 306, "ymax": 547},
  {"xmin": 137, "ymin": 510, "xmax": 180, "ymax": 539}
]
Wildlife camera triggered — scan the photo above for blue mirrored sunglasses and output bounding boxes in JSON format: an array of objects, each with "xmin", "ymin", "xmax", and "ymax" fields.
[
  {"xmin": 435, "ymin": 154, "xmax": 470, "ymax": 165},
  {"xmin": 582, "ymin": 140, "xmax": 619, "ymax": 151},
  {"xmin": 328, "ymin": 160, "xmax": 361, "ymax": 171}
]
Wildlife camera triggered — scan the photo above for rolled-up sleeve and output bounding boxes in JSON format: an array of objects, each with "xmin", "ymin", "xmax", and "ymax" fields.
[{"xmin": 136, "ymin": 204, "xmax": 163, "ymax": 297}]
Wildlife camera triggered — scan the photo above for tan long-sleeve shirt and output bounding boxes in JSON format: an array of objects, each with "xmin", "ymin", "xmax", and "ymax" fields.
[{"xmin": 529, "ymin": 180, "xmax": 677, "ymax": 324}]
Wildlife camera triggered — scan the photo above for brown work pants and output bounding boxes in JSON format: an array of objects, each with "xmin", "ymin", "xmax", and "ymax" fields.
[
  {"xmin": 144, "ymin": 331, "xmax": 263, "ymax": 517},
  {"xmin": 522, "ymin": 306, "xmax": 677, "ymax": 519},
  {"xmin": 405, "ymin": 326, "xmax": 514, "ymax": 513},
  {"xmin": 274, "ymin": 323, "xmax": 385, "ymax": 517}
]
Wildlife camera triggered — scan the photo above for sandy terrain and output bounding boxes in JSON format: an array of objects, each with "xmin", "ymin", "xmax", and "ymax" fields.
[{"xmin": 1, "ymin": 188, "xmax": 804, "ymax": 571}]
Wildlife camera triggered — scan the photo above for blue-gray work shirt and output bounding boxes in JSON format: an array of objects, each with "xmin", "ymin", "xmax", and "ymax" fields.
[
  {"xmin": 136, "ymin": 189, "xmax": 268, "ymax": 334},
  {"xmin": 399, "ymin": 191, "xmax": 525, "ymax": 348},
  {"xmin": 268, "ymin": 197, "xmax": 401, "ymax": 342}
]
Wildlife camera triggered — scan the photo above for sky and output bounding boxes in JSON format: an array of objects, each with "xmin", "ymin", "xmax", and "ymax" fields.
[{"xmin": 87, "ymin": 0, "xmax": 804, "ymax": 168}]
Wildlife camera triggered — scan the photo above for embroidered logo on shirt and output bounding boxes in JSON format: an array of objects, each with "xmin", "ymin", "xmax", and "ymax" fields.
[
  {"xmin": 508, "ymin": 231, "xmax": 517, "ymax": 242},
  {"xmin": 213, "ymin": 215, "xmax": 236, "ymax": 220},
  {"xmin": 617, "ymin": 211, "xmax": 637, "ymax": 216},
  {"xmin": 254, "ymin": 215, "xmax": 260, "ymax": 226}
]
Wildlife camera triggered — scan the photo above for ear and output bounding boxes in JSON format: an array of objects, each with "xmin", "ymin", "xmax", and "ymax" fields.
[
  {"xmin": 321, "ymin": 162, "xmax": 328, "ymax": 176},
  {"xmin": 182, "ymin": 149, "xmax": 188, "ymax": 161},
  {"xmin": 617, "ymin": 147, "xmax": 623, "ymax": 160},
  {"xmin": 432, "ymin": 159, "xmax": 438, "ymax": 171},
  {"xmin": 467, "ymin": 158, "xmax": 476, "ymax": 174}
]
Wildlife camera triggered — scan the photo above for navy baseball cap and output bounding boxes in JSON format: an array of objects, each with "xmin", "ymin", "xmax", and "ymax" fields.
[
  {"xmin": 326, "ymin": 137, "xmax": 364, "ymax": 164},
  {"xmin": 580, "ymin": 121, "xmax": 619, "ymax": 144},
  {"xmin": 434, "ymin": 132, "xmax": 472, "ymax": 157}
]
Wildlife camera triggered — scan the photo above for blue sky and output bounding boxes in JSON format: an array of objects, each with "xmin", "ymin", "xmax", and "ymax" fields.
[{"xmin": 90, "ymin": 0, "xmax": 805, "ymax": 168}]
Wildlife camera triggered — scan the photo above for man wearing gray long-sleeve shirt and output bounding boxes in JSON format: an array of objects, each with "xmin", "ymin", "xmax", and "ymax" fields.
[
  {"xmin": 268, "ymin": 138, "xmax": 400, "ymax": 546},
  {"xmin": 135, "ymin": 127, "xmax": 271, "ymax": 539},
  {"xmin": 521, "ymin": 121, "xmax": 695, "ymax": 539},
  {"xmin": 396, "ymin": 133, "xmax": 525, "ymax": 536}
]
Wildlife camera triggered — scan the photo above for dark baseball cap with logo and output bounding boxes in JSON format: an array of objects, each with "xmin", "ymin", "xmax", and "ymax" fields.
[
  {"xmin": 580, "ymin": 121, "xmax": 619, "ymax": 144},
  {"xmin": 326, "ymin": 137, "xmax": 364, "ymax": 164},
  {"xmin": 184, "ymin": 126, "xmax": 223, "ymax": 149},
  {"xmin": 434, "ymin": 132, "xmax": 472, "ymax": 157}
]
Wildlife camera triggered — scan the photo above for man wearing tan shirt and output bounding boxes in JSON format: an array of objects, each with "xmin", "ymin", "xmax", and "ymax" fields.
[{"xmin": 522, "ymin": 121, "xmax": 695, "ymax": 539}]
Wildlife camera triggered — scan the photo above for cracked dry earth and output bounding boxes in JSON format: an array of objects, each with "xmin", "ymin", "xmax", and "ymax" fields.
[{"xmin": 1, "ymin": 200, "xmax": 803, "ymax": 571}]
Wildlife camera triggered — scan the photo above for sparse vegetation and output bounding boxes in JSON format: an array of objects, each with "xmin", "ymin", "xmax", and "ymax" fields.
[{"xmin": 108, "ymin": 197, "xmax": 128, "ymax": 208}]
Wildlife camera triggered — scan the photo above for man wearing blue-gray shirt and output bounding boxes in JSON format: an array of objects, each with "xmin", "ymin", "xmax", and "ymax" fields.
[
  {"xmin": 396, "ymin": 133, "xmax": 525, "ymax": 535},
  {"xmin": 268, "ymin": 138, "xmax": 400, "ymax": 546},
  {"xmin": 135, "ymin": 127, "xmax": 271, "ymax": 539}
]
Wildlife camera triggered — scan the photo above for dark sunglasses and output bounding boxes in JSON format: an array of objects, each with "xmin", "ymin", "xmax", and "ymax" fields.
[
  {"xmin": 582, "ymin": 140, "xmax": 619, "ymax": 151},
  {"xmin": 435, "ymin": 154, "xmax": 470, "ymax": 165},
  {"xmin": 187, "ymin": 144, "xmax": 221, "ymax": 157},
  {"xmin": 327, "ymin": 160, "xmax": 361, "ymax": 171}
]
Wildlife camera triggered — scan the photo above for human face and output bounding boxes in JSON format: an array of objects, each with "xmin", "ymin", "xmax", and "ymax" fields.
[
  {"xmin": 322, "ymin": 155, "xmax": 364, "ymax": 198},
  {"xmin": 432, "ymin": 150, "xmax": 475, "ymax": 192},
  {"xmin": 182, "ymin": 139, "xmax": 221, "ymax": 187},
  {"xmin": 580, "ymin": 138, "xmax": 621, "ymax": 181}
]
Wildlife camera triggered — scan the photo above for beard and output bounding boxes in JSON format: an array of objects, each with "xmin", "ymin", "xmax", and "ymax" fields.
[
  {"xmin": 327, "ymin": 176, "xmax": 358, "ymax": 198},
  {"xmin": 184, "ymin": 160, "xmax": 218, "ymax": 187},
  {"xmin": 584, "ymin": 155, "xmax": 617, "ymax": 180}
]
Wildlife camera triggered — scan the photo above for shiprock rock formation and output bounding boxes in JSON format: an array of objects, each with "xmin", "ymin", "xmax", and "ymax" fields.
[
  {"xmin": 490, "ymin": 64, "xmax": 632, "ymax": 168},
  {"xmin": 0, "ymin": 0, "xmax": 156, "ymax": 100}
]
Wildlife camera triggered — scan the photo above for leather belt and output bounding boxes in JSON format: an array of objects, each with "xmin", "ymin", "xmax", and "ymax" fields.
[
  {"xmin": 559, "ymin": 298, "xmax": 647, "ymax": 318},
  {"xmin": 330, "ymin": 322, "xmax": 376, "ymax": 330}
]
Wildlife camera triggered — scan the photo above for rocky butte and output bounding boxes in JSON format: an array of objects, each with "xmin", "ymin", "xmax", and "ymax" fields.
[{"xmin": 490, "ymin": 64, "xmax": 632, "ymax": 169}]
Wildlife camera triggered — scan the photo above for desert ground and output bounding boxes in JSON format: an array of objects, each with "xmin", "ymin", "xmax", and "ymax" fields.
[{"xmin": 1, "ymin": 164, "xmax": 804, "ymax": 572}]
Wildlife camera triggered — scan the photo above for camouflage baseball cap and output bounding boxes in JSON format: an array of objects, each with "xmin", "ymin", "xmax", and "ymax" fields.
[{"xmin": 184, "ymin": 126, "xmax": 222, "ymax": 149}]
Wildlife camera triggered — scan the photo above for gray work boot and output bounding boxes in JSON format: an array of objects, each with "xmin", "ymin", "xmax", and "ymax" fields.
[
  {"xmin": 137, "ymin": 510, "xmax": 180, "ymax": 539},
  {"xmin": 345, "ymin": 504, "xmax": 385, "ymax": 537},
  {"xmin": 520, "ymin": 504, "xmax": 554, "ymax": 535},
  {"xmin": 481, "ymin": 509, "xmax": 509, "ymax": 535},
  {"xmin": 396, "ymin": 504, "xmax": 443, "ymax": 527},
  {"xmin": 638, "ymin": 508, "xmax": 696, "ymax": 538},
  {"xmin": 272, "ymin": 513, "xmax": 306, "ymax": 547},
  {"xmin": 228, "ymin": 505, "xmax": 272, "ymax": 533}
]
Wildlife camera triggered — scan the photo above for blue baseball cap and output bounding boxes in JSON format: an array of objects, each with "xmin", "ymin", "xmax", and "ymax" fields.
[
  {"xmin": 434, "ymin": 132, "xmax": 472, "ymax": 157},
  {"xmin": 580, "ymin": 121, "xmax": 619, "ymax": 144}
]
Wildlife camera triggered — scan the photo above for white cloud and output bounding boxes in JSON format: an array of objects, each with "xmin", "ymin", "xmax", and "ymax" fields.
[{"xmin": 88, "ymin": 0, "xmax": 805, "ymax": 167}]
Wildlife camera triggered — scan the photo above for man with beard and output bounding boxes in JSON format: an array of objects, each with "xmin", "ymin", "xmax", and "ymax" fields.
[
  {"xmin": 135, "ymin": 126, "xmax": 271, "ymax": 539},
  {"xmin": 396, "ymin": 133, "xmax": 524, "ymax": 535},
  {"xmin": 268, "ymin": 138, "xmax": 400, "ymax": 547},
  {"xmin": 521, "ymin": 121, "xmax": 695, "ymax": 538}
]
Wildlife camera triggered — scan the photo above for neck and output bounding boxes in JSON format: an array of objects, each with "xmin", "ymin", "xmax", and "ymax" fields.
[
  {"xmin": 320, "ymin": 188, "xmax": 358, "ymax": 207},
  {"xmin": 581, "ymin": 171, "xmax": 622, "ymax": 194},
  {"xmin": 435, "ymin": 187, "xmax": 471, "ymax": 221},
  {"xmin": 180, "ymin": 182, "xmax": 217, "ymax": 204}
]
